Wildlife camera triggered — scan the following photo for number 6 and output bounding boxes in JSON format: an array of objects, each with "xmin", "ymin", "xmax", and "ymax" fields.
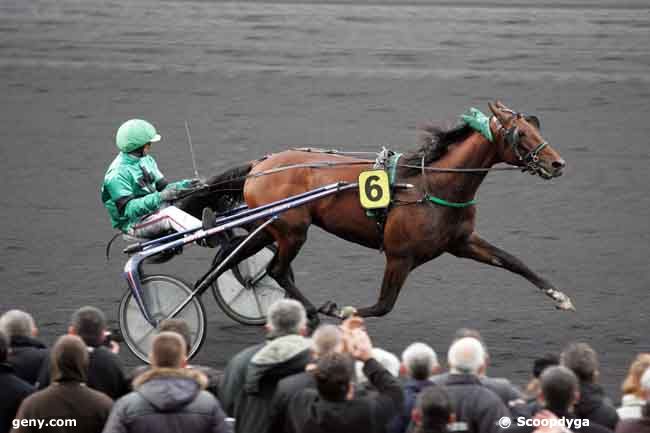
[
  {"xmin": 365, "ymin": 175, "xmax": 383, "ymax": 202},
  {"xmin": 358, "ymin": 170, "xmax": 390, "ymax": 210}
]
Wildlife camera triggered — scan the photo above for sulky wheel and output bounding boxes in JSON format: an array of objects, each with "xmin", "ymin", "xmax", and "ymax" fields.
[
  {"xmin": 211, "ymin": 244, "xmax": 291, "ymax": 325},
  {"xmin": 119, "ymin": 274, "xmax": 206, "ymax": 363}
]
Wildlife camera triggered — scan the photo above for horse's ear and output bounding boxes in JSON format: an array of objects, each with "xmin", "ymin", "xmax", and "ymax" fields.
[
  {"xmin": 496, "ymin": 100, "xmax": 514, "ymax": 113},
  {"xmin": 489, "ymin": 101, "xmax": 508, "ymax": 124},
  {"xmin": 488, "ymin": 101, "xmax": 499, "ymax": 116},
  {"xmin": 525, "ymin": 115, "xmax": 541, "ymax": 130}
]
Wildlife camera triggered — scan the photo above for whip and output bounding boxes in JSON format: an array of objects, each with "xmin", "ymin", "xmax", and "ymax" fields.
[{"xmin": 185, "ymin": 120, "xmax": 201, "ymax": 179}]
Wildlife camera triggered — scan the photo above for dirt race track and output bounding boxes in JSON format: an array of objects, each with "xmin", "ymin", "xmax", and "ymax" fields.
[{"xmin": 1, "ymin": 0, "xmax": 649, "ymax": 399}]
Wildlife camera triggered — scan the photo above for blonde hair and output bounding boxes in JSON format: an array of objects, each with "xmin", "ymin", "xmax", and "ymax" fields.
[
  {"xmin": 151, "ymin": 332, "xmax": 187, "ymax": 368},
  {"xmin": 621, "ymin": 353, "xmax": 650, "ymax": 397}
]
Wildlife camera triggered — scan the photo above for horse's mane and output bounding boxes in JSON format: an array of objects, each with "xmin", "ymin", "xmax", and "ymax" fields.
[
  {"xmin": 177, "ymin": 162, "xmax": 253, "ymax": 218},
  {"xmin": 398, "ymin": 123, "xmax": 475, "ymax": 178}
]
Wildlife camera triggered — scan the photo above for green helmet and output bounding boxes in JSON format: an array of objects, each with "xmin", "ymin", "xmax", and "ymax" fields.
[{"xmin": 115, "ymin": 119, "xmax": 161, "ymax": 153}]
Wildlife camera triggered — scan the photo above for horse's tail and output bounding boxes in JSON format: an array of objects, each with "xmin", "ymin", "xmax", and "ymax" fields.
[{"xmin": 206, "ymin": 161, "xmax": 254, "ymax": 203}]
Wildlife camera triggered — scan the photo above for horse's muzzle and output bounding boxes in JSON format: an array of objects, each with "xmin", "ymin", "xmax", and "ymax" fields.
[{"xmin": 551, "ymin": 158, "xmax": 566, "ymax": 177}]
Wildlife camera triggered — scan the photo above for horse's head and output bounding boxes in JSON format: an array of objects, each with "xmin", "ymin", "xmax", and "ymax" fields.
[{"xmin": 489, "ymin": 100, "xmax": 565, "ymax": 179}]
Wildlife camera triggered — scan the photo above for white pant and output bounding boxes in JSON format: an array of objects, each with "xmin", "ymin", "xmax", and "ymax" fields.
[{"xmin": 127, "ymin": 206, "xmax": 201, "ymax": 239}]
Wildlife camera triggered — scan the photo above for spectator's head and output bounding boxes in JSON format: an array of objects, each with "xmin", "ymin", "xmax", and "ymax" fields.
[
  {"xmin": 0, "ymin": 309, "xmax": 38, "ymax": 339},
  {"xmin": 149, "ymin": 331, "xmax": 187, "ymax": 369},
  {"xmin": 312, "ymin": 324, "xmax": 344, "ymax": 359},
  {"xmin": 159, "ymin": 319, "xmax": 192, "ymax": 353},
  {"xmin": 0, "ymin": 330, "xmax": 9, "ymax": 362},
  {"xmin": 453, "ymin": 328, "xmax": 489, "ymax": 364},
  {"xmin": 315, "ymin": 352, "xmax": 355, "ymax": 402},
  {"xmin": 265, "ymin": 299, "xmax": 307, "ymax": 338},
  {"xmin": 560, "ymin": 342, "xmax": 599, "ymax": 383},
  {"xmin": 402, "ymin": 342, "xmax": 439, "ymax": 380},
  {"xmin": 621, "ymin": 353, "xmax": 650, "ymax": 398},
  {"xmin": 69, "ymin": 306, "xmax": 106, "ymax": 347},
  {"xmin": 412, "ymin": 385, "xmax": 453, "ymax": 433},
  {"xmin": 448, "ymin": 337, "xmax": 485, "ymax": 375},
  {"xmin": 355, "ymin": 347, "xmax": 400, "ymax": 384},
  {"xmin": 534, "ymin": 353, "xmax": 560, "ymax": 378},
  {"xmin": 539, "ymin": 366, "xmax": 579, "ymax": 414},
  {"xmin": 51, "ymin": 335, "xmax": 89, "ymax": 383},
  {"xmin": 526, "ymin": 353, "xmax": 560, "ymax": 397}
]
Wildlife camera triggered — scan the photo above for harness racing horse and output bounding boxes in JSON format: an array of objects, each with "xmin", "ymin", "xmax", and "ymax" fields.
[{"xmin": 181, "ymin": 101, "xmax": 574, "ymax": 325}]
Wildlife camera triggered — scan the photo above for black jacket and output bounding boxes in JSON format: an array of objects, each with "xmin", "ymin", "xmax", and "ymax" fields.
[
  {"xmin": 389, "ymin": 378, "xmax": 434, "ymax": 433},
  {"xmin": 38, "ymin": 346, "xmax": 129, "ymax": 400},
  {"xmin": 220, "ymin": 335, "xmax": 312, "ymax": 433},
  {"xmin": 0, "ymin": 363, "xmax": 34, "ymax": 433},
  {"xmin": 440, "ymin": 373, "xmax": 510, "ymax": 433},
  {"xmin": 269, "ymin": 371, "xmax": 316, "ymax": 433},
  {"xmin": 285, "ymin": 358, "xmax": 404, "ymax": 433},
  {"xmin": 574, "ymin": 382, "xmax": 619, "ymax": 430},
  {"xmin": 101, "ymin": 368, "xmax": 230, "ymax": 433},
  {"xmin": 8, "ymin": 336, "xmax": 48, "ymax": 386},
  {"xmin": 431, "ymin": 372, "xmax": 524, "ymax": 407}
]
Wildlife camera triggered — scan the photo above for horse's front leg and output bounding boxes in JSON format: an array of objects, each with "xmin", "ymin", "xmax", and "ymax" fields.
[
  {"xmin": 449, "ymin": 232, "xmax": 575, "ymax": 310},
  {"xmin": 355, "ymin": 255, "xmax": 414, "ymax": 317}
]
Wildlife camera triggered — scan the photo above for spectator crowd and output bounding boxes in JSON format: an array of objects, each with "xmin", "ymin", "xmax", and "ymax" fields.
[{"xmin": 1, "ymin": 300, "xmax": 649, "ymax": 433}]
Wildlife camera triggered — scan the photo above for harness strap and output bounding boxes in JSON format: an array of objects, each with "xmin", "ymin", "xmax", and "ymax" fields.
[{"xmin": 424, "ymin": 194, "xmax": 477, "ymax": 208}]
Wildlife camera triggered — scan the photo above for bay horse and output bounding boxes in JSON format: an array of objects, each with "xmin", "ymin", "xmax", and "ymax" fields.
[{"xmin": 181, "ymin": 101, "xmax": 574, "ymax": 325}]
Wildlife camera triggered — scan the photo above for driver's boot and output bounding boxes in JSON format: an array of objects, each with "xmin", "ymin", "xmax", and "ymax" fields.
[{"xmin": 200, "ymin": 207, "xmax": 221, "ymax": 248}]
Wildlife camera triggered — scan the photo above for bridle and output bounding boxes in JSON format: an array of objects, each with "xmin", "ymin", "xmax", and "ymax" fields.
[{"xmin": 493, "ymin": 110, "xmax": 550, "ymax": 177}]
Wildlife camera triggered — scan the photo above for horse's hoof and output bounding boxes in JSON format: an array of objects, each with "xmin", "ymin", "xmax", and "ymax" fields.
[
  {"xmin": 307, "ymin": 314, "xmax": 321, "ymax": 331},
  {"xmin": 317, "ymin": 301, "xmax": 339, "ymax": 317},
  {"xmin": 555, "ymin": 294, "xmax": 576, "ymax": 311},
  {"xmin": 339, "ymin": 306, "xmax": 358, "ymax": 319}
]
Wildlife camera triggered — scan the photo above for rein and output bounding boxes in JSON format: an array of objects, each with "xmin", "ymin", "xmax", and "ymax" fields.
[
  {"xmin": 190, "ymin": 151, "xmax": 522, "ymax": 208},
  {"xmin": 290, "ymin": 148, "xmax": 522, "ymax": 172},
  {"xmin": 186, "ymin": 124, "xmax": 538, "ymax": 207},
  {"xmin": 197, "ymin": 159, "xmax": 521, "ymax": 194}
]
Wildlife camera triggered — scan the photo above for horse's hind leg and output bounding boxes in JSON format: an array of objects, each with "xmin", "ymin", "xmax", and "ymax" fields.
[
  {"xmin": 265, "ymin": 225, "xmax": 320, "ymax": 326},
  {"xmin": 448, "ymin": 232, "xmax": 575, "ymax": 310},
  {"xmin": 202, "ymin": 228, "xmax": 275, "ymax": 283},
  {"xmin": 355, "ymin": 255, "xmax": 414, "ymax": 317}
]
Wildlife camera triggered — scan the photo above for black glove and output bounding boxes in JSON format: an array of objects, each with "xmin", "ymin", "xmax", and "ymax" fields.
[
  {"xmin": 185, "ymin": 178, "xmax": 206, "ymax": 189},
  {"xmin": 160, "ymin": 187, "xmax": 190, "ymax": 202}
]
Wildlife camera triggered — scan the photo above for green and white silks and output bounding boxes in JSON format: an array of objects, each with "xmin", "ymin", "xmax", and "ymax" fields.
[{"xmin": 101, "ymin": 151, "xmax": 195, "ymax": 233}]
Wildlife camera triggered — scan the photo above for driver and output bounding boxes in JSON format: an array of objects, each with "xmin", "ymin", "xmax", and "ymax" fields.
[{"xmin": 101, "ymin": 119, "xmax": 209, "ymax": 241}]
